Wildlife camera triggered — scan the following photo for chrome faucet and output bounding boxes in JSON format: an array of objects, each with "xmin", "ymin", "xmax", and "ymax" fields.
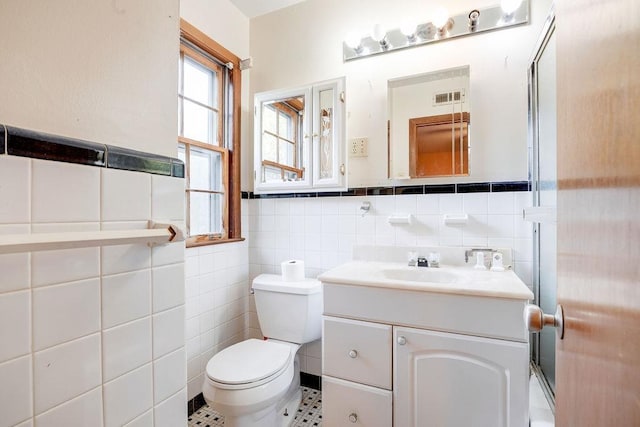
[{"xmin": 407, "ymin": 252, "xmax": 429, "ymax": 267}]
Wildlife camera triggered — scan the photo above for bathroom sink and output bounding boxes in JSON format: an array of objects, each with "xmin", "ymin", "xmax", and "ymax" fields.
[{"xmin": 381, "ymin": 268, "xmax": 462, "ymax": 284}]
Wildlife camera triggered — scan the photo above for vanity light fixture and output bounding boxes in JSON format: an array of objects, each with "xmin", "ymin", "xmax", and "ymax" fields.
[
  {"xmin": 400, "ymin": 22, "xmax": 418, "ymax": 43},
  {"xmin": 371, "ymin": 24, "xmax": 390, "ymax": 49},
  {"xmin": 501, "ymin": 0, "xmax": 523, "ymax": 16},
  {"xmin": 342, "ymin": 0, "xmax": 529, "ymax": 61},
  {"xmin": 433, "ymin": 7, "xmax": 454, "ymax": 37},
  {"xmin": 345, "ymin": 31, "xmax": 364, "ymax": 54},
  {"xmin": 468, "ymin": 9, "xmax": 481, "ymax": 31}
]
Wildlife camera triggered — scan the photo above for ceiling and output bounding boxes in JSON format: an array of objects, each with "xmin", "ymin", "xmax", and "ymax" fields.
[{"xmin": 229, "ymin": 0, "xmax": 308, "ymax": 18}]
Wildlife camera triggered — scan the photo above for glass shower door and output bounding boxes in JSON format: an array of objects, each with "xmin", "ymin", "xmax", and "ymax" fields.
[{"xmin": 530, "ymin": 11, "xmax": 557, "ymax": 403}]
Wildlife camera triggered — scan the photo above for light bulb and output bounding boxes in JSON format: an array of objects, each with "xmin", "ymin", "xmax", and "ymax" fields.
[
  {"xmin": 400, "ymin": 22, "xmax": 417, "ymax": 37},
  {"xmin": 433, "ymin": 7, "xmax": 450, "ymax": 30},
  {"xmin": 371, "ymin": 24, "xmax": 387, "ymax": 42},
  {"xmin": 501, "ymin": 0, "xmax": 522, "ymax": 15},
  {"xmin": 345, "ymin": 31, "xmax": 362, "ymax": 49}
]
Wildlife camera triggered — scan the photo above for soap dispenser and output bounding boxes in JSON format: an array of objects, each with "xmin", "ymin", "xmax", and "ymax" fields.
[{"xmin": 474, "ymin": 252, "xmax": 486, "ymax": 270}]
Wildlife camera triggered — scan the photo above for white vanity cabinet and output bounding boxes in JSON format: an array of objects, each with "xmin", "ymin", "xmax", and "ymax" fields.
[
  {"xmin": 320, "ymin": 265, "xmax": 532, "ymax": 427},
  {"xmin": 394, "ymin": 326, "xmax": 528, "ymax": 427}
]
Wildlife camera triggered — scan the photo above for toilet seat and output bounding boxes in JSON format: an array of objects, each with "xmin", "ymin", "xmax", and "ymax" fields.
[{"xmin": 205, "ymin": 339, "xmax": 292, "ymax": 390}]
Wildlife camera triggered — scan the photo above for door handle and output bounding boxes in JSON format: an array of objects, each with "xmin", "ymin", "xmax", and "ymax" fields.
[{"xmin": 525, "ymin": 304, "xmax": 564, "ymax": 339}]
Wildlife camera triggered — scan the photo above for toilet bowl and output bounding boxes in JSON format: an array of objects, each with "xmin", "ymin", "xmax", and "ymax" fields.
[
  {"xmin": 203, "ymin": 339, "xmax": 301, "ymax": 426},
  {"xmin": 202, "ymin": 274, "xmax": 322, "ymax": 427}
]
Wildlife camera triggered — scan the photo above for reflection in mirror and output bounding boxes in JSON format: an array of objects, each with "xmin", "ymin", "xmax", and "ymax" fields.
[
  {"xmin": 260, "ymin": 96, "xmax": 305, "ymax": 182},
  {"xmin": 410, "ymin": 112, "xmax": 470, "ymax": 177},
  {"xmin": 389, "ymin": 66, "xmax": 470, "ymax": 179}
]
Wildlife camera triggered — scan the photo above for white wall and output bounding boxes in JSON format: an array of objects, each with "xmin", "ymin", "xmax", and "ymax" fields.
[
  {"xmin": 0, "ymin": 0, "xmax": 180, "ymax": 157},
  {"xmin": 0, "ymin": 1, "xmax": 187, "ymax": 425},
  {"xmin": 249, "ymin": 0, "xmax": 553, "ymax": 188},
  {"xmin": 179, "ymin": 0, "xmax": 254, "ymax": 401}
]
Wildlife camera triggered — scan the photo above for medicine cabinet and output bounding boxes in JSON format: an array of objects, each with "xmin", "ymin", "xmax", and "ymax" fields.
[{"xmin": 254, "ymin": 77, "xmax": 346, "ymax": 194}]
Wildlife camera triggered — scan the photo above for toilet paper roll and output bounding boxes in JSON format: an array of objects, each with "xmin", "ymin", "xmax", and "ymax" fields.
[{"xmin": 281, "ymin": 259, "xmax": 305, "ymax": 282}]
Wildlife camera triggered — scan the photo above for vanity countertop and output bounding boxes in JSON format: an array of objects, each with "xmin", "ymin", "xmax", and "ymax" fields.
[{"xmin": 318, "ymin": 261, "xmax": 533, "ymax": 300}]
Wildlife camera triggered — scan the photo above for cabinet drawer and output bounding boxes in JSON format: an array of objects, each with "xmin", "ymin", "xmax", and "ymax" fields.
[
  {"xmin": 322, "ymin": 376, "xmax": 392, "ymax": 427},
  {"xmin": 323, "ymin": 316, "xmax": 392, "ymax": 389}
]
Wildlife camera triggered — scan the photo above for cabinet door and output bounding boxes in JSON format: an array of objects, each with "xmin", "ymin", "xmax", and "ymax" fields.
[
  {"xmin": 394, "ymin": 326, "xmax": 529, "ymax": 427},
  {"xmin": 323, "ymin": 375, "xmax": 392, "ymax": 427},
  {"xmin": 312, "ymin": 77, "xmax": 346, "ymax": 190}
]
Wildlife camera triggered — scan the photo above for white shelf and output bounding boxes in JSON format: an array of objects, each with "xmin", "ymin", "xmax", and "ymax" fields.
[{"xmin": 0, "ymin": 221, "xmax": 184, "ymax": 255}]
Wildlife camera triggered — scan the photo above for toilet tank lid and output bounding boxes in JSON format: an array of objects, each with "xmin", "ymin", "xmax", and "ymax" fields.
[{"xmin": 252, "ymin": 274, "xmax": 322, "ymax": 295}]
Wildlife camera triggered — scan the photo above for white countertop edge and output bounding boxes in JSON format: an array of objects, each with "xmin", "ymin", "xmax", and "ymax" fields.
[{"xmin": 318, "ymin": 261, "xmax": 534, "ymax": 301}]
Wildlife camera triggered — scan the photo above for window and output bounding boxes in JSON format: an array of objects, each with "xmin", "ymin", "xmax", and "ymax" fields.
[{"xmin": 179, "ymin": 20, "xmax": 242, "ymax": 246}]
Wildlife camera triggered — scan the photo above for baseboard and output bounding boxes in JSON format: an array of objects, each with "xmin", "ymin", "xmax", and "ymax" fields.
[
  {"xmin": 300, "ymin": 372, "xmax": 321, "ymax": 391},
  {"xmin": 187, "ymin": 393, "xmax": 207, "ymax": 416}
]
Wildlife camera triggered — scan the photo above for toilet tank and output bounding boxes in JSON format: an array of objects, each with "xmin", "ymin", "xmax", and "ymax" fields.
[{"xmin": 252, "ymin": 274, "xmax": 323, "ymax": 344}]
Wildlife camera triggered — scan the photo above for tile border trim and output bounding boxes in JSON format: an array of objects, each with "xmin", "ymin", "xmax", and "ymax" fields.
[
  {"xmin": 243, "ymin": 181, "xmax": 531, "ymax": 199},
  {"xmin": 300, "ymin": 372, "xmax": 322, "ymax": 391},
  {"xmin": 187, "ymin": 392, "xmax": 207, "ymax": 416},
  {"xmin": 0, "ymin": 123, "xmax": 185, "ymax": 178}
]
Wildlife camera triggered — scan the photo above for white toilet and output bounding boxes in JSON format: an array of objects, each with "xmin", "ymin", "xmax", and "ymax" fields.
[{"xmin": 202, "ymin": 273, "xmax": 323, "ymax": 427}]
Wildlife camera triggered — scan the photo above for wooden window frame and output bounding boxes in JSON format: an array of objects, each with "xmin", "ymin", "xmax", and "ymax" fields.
[{"xmin": 180, "ymin": 19, "xmax": 242, "ymax": 247}]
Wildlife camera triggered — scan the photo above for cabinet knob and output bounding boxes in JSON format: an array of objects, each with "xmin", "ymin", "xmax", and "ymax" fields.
[
  {"xmin": 348, "ymin": 349, "xmax": 358, "ymax": 358},
  {"xmin": 349, "ymin": 413, "xmax": 358, "ymax": 423},
  {"xmin": 397, "ymin": 336, "xmax": 407, "ymax": 345}
]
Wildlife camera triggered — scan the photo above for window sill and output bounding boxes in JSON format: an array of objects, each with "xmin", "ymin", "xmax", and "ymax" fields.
[{"xmin": 185, "ymin": 237, "xmax": 245, "ymax": 248}]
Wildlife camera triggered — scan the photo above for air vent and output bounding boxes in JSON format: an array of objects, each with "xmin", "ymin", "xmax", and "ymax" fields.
[{"xmin": 433, "ymin": 89, "xmax": 465, "ymax": 106}]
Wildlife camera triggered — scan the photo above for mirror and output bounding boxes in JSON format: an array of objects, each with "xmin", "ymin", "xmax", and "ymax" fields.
[
  {"xmin": 254, "ymin": 77, "xmax": 346, "ymax": 194},
  {"xmin": 255, "ymin": 87, "xmax": 312, "ymax": 187},
  {"xmin": 388, "ymin": 66, "xmax": 470, "ymax": 179}
]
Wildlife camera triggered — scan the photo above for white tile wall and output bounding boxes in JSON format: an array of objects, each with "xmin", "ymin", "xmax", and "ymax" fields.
[
  {"xmin": 0, "ymin": 156, "xmax": 30, "ymax": 223},
  {"xmin": 34, "ymin": 387, "xmax": 103, "ymax": 427},
  {"xmin": 184, "ymin": 209, "xmax": 250, "ymax": 400},
  {"xmin": 32, "ymin": 278, "xmax": 100, "ymax": 350},
  {"xmin": 153, "ymin": 305, "xmax": 186, "ymax": 358},
  {"xmin": 0, "ymin": 161, "xmax": 186, "ymax": 426},
  {"xmin": 102, "ymin": 169, "xmax": 151, "ymax": 221},
  {"xmin": 153, "ymin": 348, "xmax": 187, "ymax": 403},
  {"xmin": 103, "ymin": 364, "xmax": 153, "ymax": 427},
  {"xmin": 102, "ymin": 317, "xmax": 152, "ymax": 382},
  {"xmin": 124, "ymin": 410, "xmax": 154, "ymax": 427},
  {"xmin": 33, "ymin": 333, "xmax": 102, "ymax": 414},
  {"xmin": 153, "ymin": 389, "xmax": 187, "ymax": 427},
  {"xmin": 248, "ymin": 191, "xmax": 534, "ymax": 368},
  {"xmin": 0, "ymin": 355, "xmax": 32, "ymax": 427},
  {"xmin": 32, "ymin": 159, "xmax": 101, "ymax": 223},
  {"xmin": 0, "ymin": 290, "xmax": 30, "ymax": 363},
  {"xmin": 102, "ymin": 270, "xmax": 152, "ymax": 329}
]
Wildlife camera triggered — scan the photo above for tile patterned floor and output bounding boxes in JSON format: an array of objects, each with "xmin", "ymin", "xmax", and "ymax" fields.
[{"xmin": 188, "ymin": 386, "xmax": 322, "ymax": 427}]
